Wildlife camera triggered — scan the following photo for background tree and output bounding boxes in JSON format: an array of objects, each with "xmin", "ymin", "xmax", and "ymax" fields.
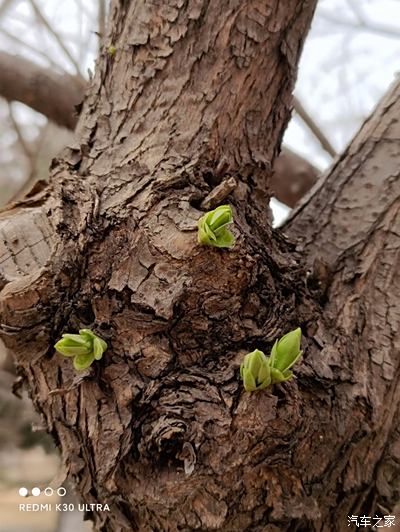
[{"xmin": 0, "ymin": 1, "xmax": 399, "ymax": 531}]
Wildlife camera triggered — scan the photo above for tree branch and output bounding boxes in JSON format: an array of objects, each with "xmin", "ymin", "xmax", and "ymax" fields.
[
  {"xmin": 0, "ymin": 3, "xmax": 321, "ymax": 530},
  {"xmin": 272, "ymin": 147, "xmax": 319, "ymax": 207},
  {"xmin": 293, "ymin": 96, "xmax": 337, "ymax": 158},
  {"xmin": 0, "ymin": 53, "xmax": 319, "ymax": 208},
  {"xmin": 0, "ymin": 27, "xmax": 63, "ymax": 72},
  {"xmin": 2, "ymin": 2, "xmax": 398, "ymax": 529},
  {"xmin": 7, "ymin": 101, "xmax": 33, "ymax": 162},
  {"xmin": 320, "ymin": 8, "xmax": 400, "ymax": 40},
  {"xmin": 0, "ymin": 51, "xmax": 83, "ymax": 130},
  {"xmin": 286, "ymin": 78, "xmax": 400, "ymax": 519},
  {"xmin": 286, "ymin": 77, "xmax": 400, "ymax": 268},
  {"xmin": 28, "ymin": 0, "xmax": 84, "ymax": 78}
]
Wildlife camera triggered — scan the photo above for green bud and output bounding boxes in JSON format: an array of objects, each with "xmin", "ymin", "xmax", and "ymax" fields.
[
  {"xmin": 240, "ymin": 349, "xmax": 271, "ymax": 392},
  {"xmin": 73, "ymin": 352, "xmax": 95, "ymax": 371},
  {"xmin": 108, "ymin": 45, "xmax": 116, "ymax": 56},
  {"xmin": 55, "ymin": 329, "xmax": 107, "ymax": 371},
  {"xmin": 269, "ymin": 327, "xmax": 302, "ymax": 379},
  {"xmin": 197, "ymin": 205, "xmax": 235, "ymax": 248},
  {"xmin": 270, "ymin": 367, "xmax": 293, "ymax": 384}
]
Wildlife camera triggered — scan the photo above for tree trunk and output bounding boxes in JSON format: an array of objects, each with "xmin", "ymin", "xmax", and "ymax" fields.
[
  {"xmin": 0, "ymin": 2, "xmax": 398, "ymax": 531},
  {"xmin": 0, "ymin": 56, "xmax": 319, "ymax": 208},
  {"xmin": 285, "ymin": 78, "xmax": 400, "ymax": 528}
]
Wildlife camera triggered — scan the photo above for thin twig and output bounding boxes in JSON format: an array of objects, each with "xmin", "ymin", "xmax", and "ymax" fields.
[
  {"xmin": 0, "ymin": 0, "xmax": 15, "ymax": 19},
  {"xmin": 293, "ymin": 97, "xmax": 337, "ymax": 158},
  {"xmin": 8, "ymin": 117, "xmax": 54, "ymax": 200},
  {"xmin": 319, "ymin": 10, "xmax": 400, "ymax": 40},
  {"xmin": 346, "ymin": 0, "xmax": 366, "ymax": 25},
  {"xmin": 0, "ymin": 27, "xmax": 63, "ymax": 72},
  {"xmin": 7, "ymin": 102, "xmax": 33, "ymax": 162},
  {"xmin": 8, "ymin": 122, "xmax": 55, "ymax": 203},
  {"xmin": 28, "ymin": 0, "xmax": 84, "ymax": 78}
]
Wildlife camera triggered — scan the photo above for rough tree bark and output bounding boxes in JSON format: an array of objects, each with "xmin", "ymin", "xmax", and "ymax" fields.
[
  {"xmin": 285, "ymin": 79, "xmax": 400, "ymax": 526},
  {"xmin": 0, "ymin": 1, "xmax": 398, "ymax": 531},
  {"xmin": 0, "ymin": 54, "xmax": 318, "ymax": 208}
]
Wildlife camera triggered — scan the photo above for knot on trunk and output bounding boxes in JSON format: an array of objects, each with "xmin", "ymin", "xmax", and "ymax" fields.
[{"xmin": 139, "ymin": 415, "xmax": 188, "ymax": 469}]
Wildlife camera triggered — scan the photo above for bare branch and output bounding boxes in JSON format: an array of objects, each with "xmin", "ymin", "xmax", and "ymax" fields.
[
  {"xmin": 0, "ymin": 27, "xmax": 63, "ymax": 72},
  {"xmin": 28, "ymin": 0, "xmax": 84, "ymax": 78},
  {"xmin": 293, "ymin": 96, "xmax": 337, "ymax": 158},
  {"xmin": 271, "ymin": 148, "xmax": 319, "ymax": 207},
  {"xmin": 0, "ymin": 51, "xmax": 83, "ymax": 130},
  {"xmin": 7, "ymin": 102, "xmax": 33, "ymax": 162},
  {"xmin": 319, "ymin": 9, "xmax": 400, "ymax": 40},
  {"xmin": 8, "ymin": 122, "xmax": 55, "ymax": 203},
  {"xmin": 0, "ymin": 0, "xmax": 15, "ymax": 19}
]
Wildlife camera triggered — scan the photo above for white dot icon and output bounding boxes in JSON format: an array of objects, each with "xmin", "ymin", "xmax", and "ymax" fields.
[
  {"xmin": 19, "ymin": 487, "xmax": 28, "ymax": 497},
  {"xmin": 57, "ymin": 487, "xmax": 67, "ymax": 497},
  {"xmin": 44, "ymin": 487, "xmax": 54, "ymax": 496},
  {"xmin": 32, "ymin": 487, "xmax": 41, "ymax": 496}
]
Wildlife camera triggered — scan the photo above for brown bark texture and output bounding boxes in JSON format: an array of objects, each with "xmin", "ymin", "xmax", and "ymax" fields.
[
  {"xmin": 0, "ymin": 54, "xmax": 318, "ymax": 208},
  {"xmin": 0, "ymin": 1, "xmax": 398, "ymax": 531},
  {"xmin": 285, "ymin": 78, "xmax": 400, "ymax": 527}
]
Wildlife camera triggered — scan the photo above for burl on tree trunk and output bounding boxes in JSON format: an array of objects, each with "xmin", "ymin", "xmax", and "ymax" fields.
[{"xmin": 0, "ymin": 1, "xmax": 399, "ymax": 531}]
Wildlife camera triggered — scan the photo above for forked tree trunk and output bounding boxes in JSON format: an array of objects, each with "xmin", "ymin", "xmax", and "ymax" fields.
[{"xmin": 0, "ymin": 1, "xmax": 399, "ymax": 531}]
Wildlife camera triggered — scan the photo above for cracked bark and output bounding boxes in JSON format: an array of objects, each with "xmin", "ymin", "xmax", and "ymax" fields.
[
  {"xmin": 0, "ymin": 46, "xmax": 318, "ymax": 209},
  {"xmin": 0, "ymin": 2, "xmax": 398, "ymax": 531},
  {"xmin": 285, "ymin": 78, "xmax": 400, "ymax": 527}
]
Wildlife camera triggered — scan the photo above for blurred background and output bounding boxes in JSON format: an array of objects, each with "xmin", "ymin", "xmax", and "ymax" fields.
[{"xmin": 0, "ymin": 0, "xmax": 399, "ymax": 531}]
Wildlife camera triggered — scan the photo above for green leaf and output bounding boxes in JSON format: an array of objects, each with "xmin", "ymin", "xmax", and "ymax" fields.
[
  {"xmin": 55, "ymin": 329, "xmax": 108, "ymax": 370},
  {"xmin": 269, "ymin": 340, "xmax": 278, "ymax": 367},
  {"xmin": 73, "ymin": 352, "xmax": 95, "ymax": 371},
  {"xmin": 242, "ymin": 367, "xmax": 257, "ymax": 392},
  {"xmin": 248, "ymin": 349, "xmax": 262, "ymax": 377},
  {"xmin": 240, "ymin": 349, "xmax": 271, "ymax": 392},
  {"xmin": 197, "ymin": 205, "xmax": 235, "ymax": 248},
  {"xmin": 256, "ymin": 373, "xmax": 272, "ymax": 390},
  {"xmin": 270, "ymin": 367, "xmax": 294, "ymax": 384},
  {"xmin": 208, "ymin": 205, "xmax": 232, "ymax": 230},
  {"xmin": 213, "ymin": 228, "xmax": 235, "ymax": 248},
  {"xmin": 93, "ymin": 337, "xmax": 105, "ymax": 360},
  {"xmin": 61, "ymin": 334, "xmax": 89, "ymax": 345},
  {"xmin": 99, "ymin": 338, "xmax": 107, "ymax": 352},
  {"xmin": 270, "ymin": 328, "xmax": 302, "ymax": 372},
  {"xmin": 284, "ymin": 350, "xmax": 303, "ymax": 372},
  {"xmin": 54, "ymin": 341, "xmax": 91, "ymax": 357},
  {"xmin": 270, "ymin": 367, "xmax": 286, "ymax": 384},
  {"xmin": 257, "ymin": 360, "xmax": 271, "ymax": 385},
  {"xmin": 79, "ymin": 329, "xmax": 96, "ymax": 341}
]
